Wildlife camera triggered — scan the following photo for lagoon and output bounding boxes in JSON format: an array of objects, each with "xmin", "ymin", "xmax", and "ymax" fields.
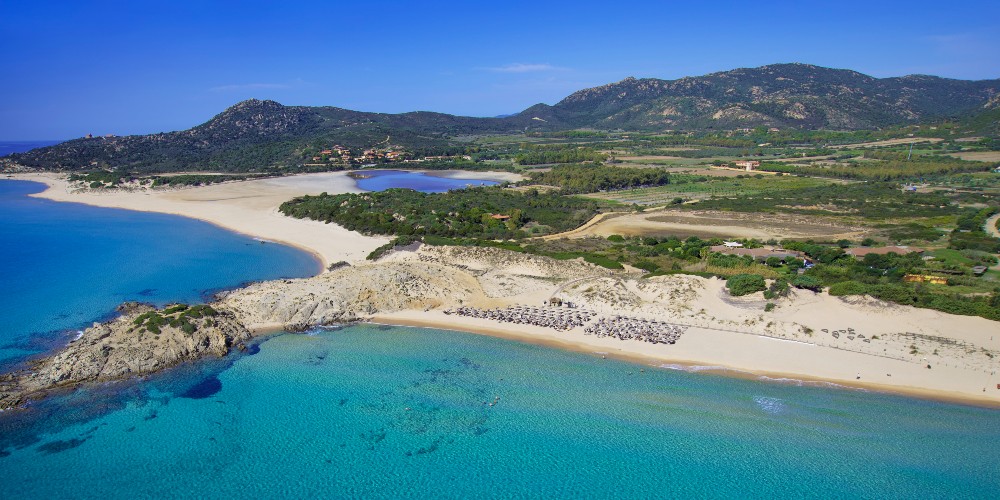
[{"xmin": 353, "ymin": 169, "xmax": 499, "ymax": 193}]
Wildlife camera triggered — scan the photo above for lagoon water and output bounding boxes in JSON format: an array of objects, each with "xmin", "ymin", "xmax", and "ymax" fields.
[
  {"xmin": 354, "ymin": 169, "xmax": 498, "ymax": 193},
  {"xmin": 0, "ymin": 180, "xmax": 320, "ymax": 363},
  {"xmin": 1, "ymin": 324, "xmax": 999, "ymax": 498}
]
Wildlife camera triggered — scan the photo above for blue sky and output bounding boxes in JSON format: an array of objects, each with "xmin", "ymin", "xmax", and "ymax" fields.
[{"xmin": 1, "ymin": 0, "xmax": 998, "ymax": 140}]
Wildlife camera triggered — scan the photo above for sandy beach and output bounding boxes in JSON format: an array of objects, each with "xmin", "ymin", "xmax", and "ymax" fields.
[
  {"xmin": 12, "ymin": 170, "xmax": 525, "ymax": 267},
  {"xmin": 5, "ymin": 172, "xmax": 1000, "ymax": 407},
  {"xmin": 372, "ymin": 309, "xmax": 1000, "ymax": 407},
  {"xmin": 12, "ymin": 171, "xmax": 391, "ymax": 267},
  {"xmin": 214, "ymin": 244, "xmax": 1000, "ymax": 406}
]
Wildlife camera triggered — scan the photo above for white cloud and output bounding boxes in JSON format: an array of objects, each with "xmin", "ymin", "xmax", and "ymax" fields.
[{"xmin": 483, "ymin": 63, "xmax": 566, "ymax": 73}]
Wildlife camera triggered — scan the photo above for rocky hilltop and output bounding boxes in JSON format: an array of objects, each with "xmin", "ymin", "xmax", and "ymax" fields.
[
  {"xmin": 527, "ymin": 63, "xmax": 1000, "ymax": 129},
  {"xmin": 6, "ymin": 63, "xmax": 998, "ymax": 172}
]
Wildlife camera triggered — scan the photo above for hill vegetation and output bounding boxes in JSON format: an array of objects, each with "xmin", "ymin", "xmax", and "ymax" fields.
[
  {"xmin": 5, "ymin": 63, "xmax": 999, "ymax": 173},
  {"xmin": 523, "ymin": 164, "xmax": 671, "ymax": 193},
  {"xmin": 279, "ymin": 186, "xmax": 602, "ymax": 240}
]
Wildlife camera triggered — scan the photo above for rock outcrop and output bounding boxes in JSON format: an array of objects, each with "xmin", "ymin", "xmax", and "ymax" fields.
[{"xmin": 0, "ymin": 306, "xmax": 250, "ymax": 409}]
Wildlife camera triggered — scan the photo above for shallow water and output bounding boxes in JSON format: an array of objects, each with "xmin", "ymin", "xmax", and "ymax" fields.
[
  {"xmin": 353, "ymin": 169, "xmax": 498, "ymax": 193},
  {"xmin": 0, "ymin": 324, "xmax": 997, "ymax": 498},
  {"xmin": 0, "ymin": 180, "xmax": 321, "ymax": 363}
]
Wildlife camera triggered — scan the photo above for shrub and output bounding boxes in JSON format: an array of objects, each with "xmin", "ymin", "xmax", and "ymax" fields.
[
  {"xmin": 726, "ymin": 274, "xmax": 767, "ymax": 296},
  {"xmin": 633, "ymin": 260, "xmax": 660, "ymax": 272},
  {"xmin": 585, "ymin": 255, "xmax": 624, "ymax": 269},
  {"xmin": 827, "ymin": 281, "xmax": 870, "ymax": 296},
  {"xmin": 791, "ymin": 275, "xmax": 823, "ymax": 292},
  {"xmin": 764, "ymin": 302, "xmax": 776, "ymax": 312},
  {"xmin": 764, "ymin": 278, "xmax": 789, "ymax": 299}
]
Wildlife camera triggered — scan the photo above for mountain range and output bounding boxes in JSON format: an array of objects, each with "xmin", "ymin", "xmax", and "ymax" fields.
[{"xmin": 6, "ymin": 63, "xmax": 998, "ymax": 172}]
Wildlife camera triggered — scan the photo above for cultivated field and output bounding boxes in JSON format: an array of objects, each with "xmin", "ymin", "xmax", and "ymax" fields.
[
  {"xmin": 829, "ymin": 137, "xmax": 944, "ymax": 149},
  {"xmin": 946, "ymin": 151, "xmax": 1000, "ymax": 162},
  {"xmin": 580, "ymin": 175, "xmax": 831, "ymax": 205},
  {"xmin": 541, "ymin": 209, "xmax": 864, "ymax": 241}
]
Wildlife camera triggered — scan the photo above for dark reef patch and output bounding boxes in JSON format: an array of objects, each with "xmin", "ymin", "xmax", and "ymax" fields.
[
  {"xmin": 179, "ymin": 376, "xmax": 223, "ymax": 399},
  {"xmin": 36, "ymin": 437, "xmax": 90, "ymax": 455}
]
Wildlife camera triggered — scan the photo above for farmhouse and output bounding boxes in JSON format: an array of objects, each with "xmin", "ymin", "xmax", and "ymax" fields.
[{"xmin": 733, "ymin": 160, "xmax": 760, "ymax": 171}]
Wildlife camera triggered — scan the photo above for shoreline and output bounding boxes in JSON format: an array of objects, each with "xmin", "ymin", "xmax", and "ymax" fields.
[
  {"xmin": 3, "ymin": 172, "xmax": 999, "ymax": 410},
  {"xmin": 8, "ymin": 171, "xmax": 388, "ymax": 269},
  {"xmin": 6, "ymin": 169, "xmax": 524, "ymax": 268},
  {"xmin": 369, "ymin": 312, "xmax": 1000, "ymax": 409}
]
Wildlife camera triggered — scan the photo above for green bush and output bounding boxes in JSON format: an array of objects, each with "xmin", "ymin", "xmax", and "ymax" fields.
[
  {"xmin": 827, "ymin": 281, "xmax": 870, "ymax": 296},
  {"xmin": 583, "ymin": 254, "xmax": 624, "ymax": 270},
  {"xmin": 763, "ymin": 279, "xmax": 789, "ymax": 299},
  {"xmin": 791, "ymin": 275, "xmax": 823, "ymax": 292},
  {"xmin": 366, "ymin": 236, "xmax": 418, "ymax": 261},
  {"xmin": 726, "ymin": 274, "xmax": 767, "ymax": 296},
  {"xmin": 633, "ymin": 260, "xmax": 660, "ymax": 272}
]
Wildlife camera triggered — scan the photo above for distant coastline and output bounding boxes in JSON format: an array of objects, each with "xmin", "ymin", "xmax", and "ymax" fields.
[{"xmin": 0, "ymin": 140, "xmax": 63, "ymax": 157}]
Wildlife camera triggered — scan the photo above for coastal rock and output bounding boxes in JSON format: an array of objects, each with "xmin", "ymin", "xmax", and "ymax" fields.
[
  {"xmin": 219, "ymin": 259, "xmax": 485, "ymax": 328},
  {"xmin": 0, "ymin": 309, "xmax": 250, "ymax": 410},
  {"xmin": 115, "ymin": 301, "xmax": 155, "ymax": 315}
]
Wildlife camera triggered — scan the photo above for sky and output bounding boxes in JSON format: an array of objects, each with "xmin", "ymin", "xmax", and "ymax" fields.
[{"xmin": 1, "ymin": 0, "xmax": 998, "ymax": 140}]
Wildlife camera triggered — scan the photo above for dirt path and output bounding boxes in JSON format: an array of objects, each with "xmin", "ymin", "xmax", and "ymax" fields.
[
  {"xmin": 539, "ymin": 210, "xmax": 635, "ymax": 241},
  {"xmin": 829, "ymin": 137, "xmax": 943, "ymax": 149},
  {"xmin": 986, "ymin": 212, "xmax": 1000, "ymax": 239},
  {"xmin": 540, "ymin": 208, "xmax": 863, "ymax": 241}
]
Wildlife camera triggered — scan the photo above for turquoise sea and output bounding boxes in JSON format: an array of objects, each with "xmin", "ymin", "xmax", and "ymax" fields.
[
  {"xmin": 0, "ymin": 180, "xmax": 321, "ymax": 363},
  {"xmin": 1, "ymin": 174, "xmax": 999, "ymax": 498},
  {"xmin": 1, "ymin": 324, "xmax": 999, "ymax": 498}
]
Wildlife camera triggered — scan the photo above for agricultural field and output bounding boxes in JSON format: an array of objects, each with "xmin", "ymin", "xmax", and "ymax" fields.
[
  {"xmin": 947, "ymin": 151, "xmax": 1000, "ymax": 162},
  {"xmin": 540, "ymin": 209, "xmax": 865, "ymax": 241},
  {"xmin": 580, "ymin": 174, "xmax": 833, "ymax": 205}
]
